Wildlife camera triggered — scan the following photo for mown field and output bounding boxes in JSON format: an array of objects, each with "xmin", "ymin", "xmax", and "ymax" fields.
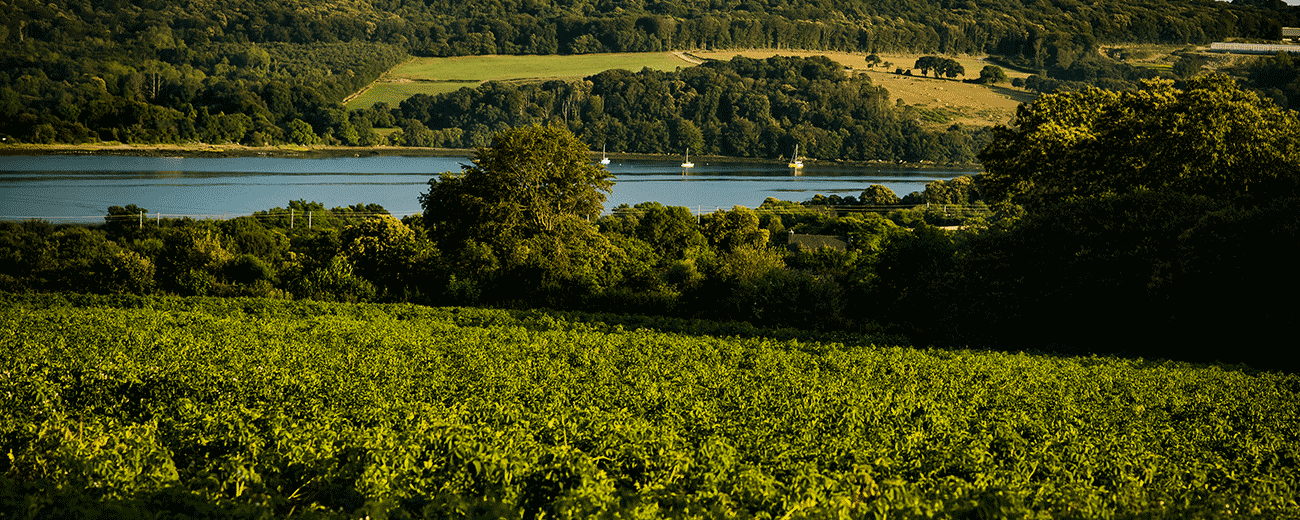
[
  {"xmin": 346, "ymin": 52, "xmax": 694, "ymax": 109},
  {"xmin": 2, "ymin": 292, "xmax": 1298, "ymax": 519}
]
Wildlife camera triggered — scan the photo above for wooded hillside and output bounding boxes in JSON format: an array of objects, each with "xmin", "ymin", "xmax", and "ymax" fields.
[
  {"xmin": 2, "ymin": 0, "xmax": 1297, "ymax": 146},
  {"xmin": 391, "ymin": 55, "xmax": 993, "ymax": 163}
]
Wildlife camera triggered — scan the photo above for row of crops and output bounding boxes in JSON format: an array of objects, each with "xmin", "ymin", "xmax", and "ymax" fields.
[{"xmin": 2, "ymin": 292, "xmax": 1298, "ymax": 518}]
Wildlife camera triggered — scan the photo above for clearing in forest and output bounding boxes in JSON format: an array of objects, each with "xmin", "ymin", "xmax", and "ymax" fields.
[
  {"xmin": 345, "ymin": 52, "xmax": 695, "ymax": 109},
  {"xmin": 694, "ymin": 49, "xmax": 1037, "ymax": 128},
  {"xmin": 348, "ymin": 49, "xmax": 1040, "ymax": 128}
]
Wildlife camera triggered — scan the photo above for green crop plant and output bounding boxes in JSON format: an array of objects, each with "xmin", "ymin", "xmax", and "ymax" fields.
[{"xmin": 2, "ymin": 292, "xmax": 1297, "ymax": 518}]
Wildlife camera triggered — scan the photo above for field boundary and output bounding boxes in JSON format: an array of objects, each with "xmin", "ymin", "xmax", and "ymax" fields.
[
  {"xmin": 345, "ymin": 52, "xmax": 704, "ymax": 109},
  {"xmin": 343, "ymin": 56, "xmax": 417, "ymax": 106}
]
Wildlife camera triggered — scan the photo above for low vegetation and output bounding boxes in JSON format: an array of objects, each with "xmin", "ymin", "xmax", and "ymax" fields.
[{"xmin": 3, "ymin": 293, "xmax": 1297, "ymax": 518}]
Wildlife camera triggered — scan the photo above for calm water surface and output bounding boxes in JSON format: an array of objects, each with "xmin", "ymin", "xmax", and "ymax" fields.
[{"xmin": 0, "ymin": 155, "xmax": 977, "ymax": 221}]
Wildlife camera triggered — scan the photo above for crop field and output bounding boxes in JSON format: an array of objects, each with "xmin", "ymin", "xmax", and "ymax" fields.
[
  {"xmin": 346, "ymin": 52, "xmax": 694, "ymax": 109},
  {"xmin": 695, "ymin": 50, "xmax": 1038, "ymax": 128},
  {"xmin": 3, "ymin": 293, "xmax": 1298, "ymax": 518}
]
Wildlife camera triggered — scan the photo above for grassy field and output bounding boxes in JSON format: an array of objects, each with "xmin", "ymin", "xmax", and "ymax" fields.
[
  {"xmin": 345, "ymin": 49, "xmax": 1038, "ymax": 127},
  {"xmin": 345, "ymin": 52, "xmax": 695, "ymax": 109},
  {"xmin": 336, "ymin": 46, "xmax": 1244, "ymax": 126},
  {"xmin": 695, "ymin": 50, "xmax": 1038, "ymax": 128}
]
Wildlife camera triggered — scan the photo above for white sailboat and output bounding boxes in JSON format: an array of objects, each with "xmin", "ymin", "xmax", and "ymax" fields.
[
  {"xmin": 600, "ymin": 145, "xmax": 610, "ymax": 165},
  {"xmin": 681, "ymin": 148, "xmax": 694, "ymax": 168},
  {"xmin": 788, "ymin": 144, "xmax": 804, "ymax": 169}
]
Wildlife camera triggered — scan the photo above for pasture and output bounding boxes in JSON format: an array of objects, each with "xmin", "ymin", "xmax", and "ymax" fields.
[
  {"xmin": 345, "ymin": 52, "xmax": 694, "ymax": 109},
  {"xmin": 346, "ymin": 48, "xmax": 1040, "ymax": 128},
  {"xmin": 694, "ymin": 49, "xmax": 1038, "ymax": 128}
]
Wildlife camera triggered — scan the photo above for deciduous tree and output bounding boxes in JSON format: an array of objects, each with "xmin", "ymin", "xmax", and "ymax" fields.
[
  {"xmin": 420, "ymin": 124, "xmax": 616, "ymax": 295},
  {"xmin": 422, "ymin": 123, "xmax": 612, "ymax": 250},
  {"xmin": 858, "ymin": 185, "xmax": 901, "ymax": 205},
  {"xmin": 977, "ymin": 65, "xmax": 1007, "ymax": 84},
  {"xmin": 978, "ymin": 75, "xmax": 1300, "ymax": 206}
]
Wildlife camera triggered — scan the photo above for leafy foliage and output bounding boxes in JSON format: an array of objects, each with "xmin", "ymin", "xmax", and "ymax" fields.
[
  {"xmin": 397, "ymin": 56, "xmax": 993, "ymax": 163},
  {"xmin": 0, "ymin": 39, "xmax": 405, "ymax": 145},
  {"xmin": 977, "ymin": 64, "xmax": 1008, "ymax": 84},
  {"xmin": 979, "ymin": 75, "xmax": 1300, "ymax": 206},
  {"xmin": 913, "ymin": 56, "xmax": 965, "ymax": 79},
  {"xmin": 2, "ymin": 293, "xmax": 1297, "ymax": 518},
  {"xmin": 2, "ymin": 0, "xmax": 1297, "ymax": 145},
  {"xmin": 421, "ymin": 124, "xmax": 618, "ymax": 301},
  {"xmin": 1231, "ymin": 50, "xmax": 1300, "ymax": 111}
]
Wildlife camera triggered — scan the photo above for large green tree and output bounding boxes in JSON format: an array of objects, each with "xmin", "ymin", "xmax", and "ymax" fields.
[
  {"xmin": 858, "ymin": 185, "xmax": 901, "ymax": 205},
  {"xmin": 977, "ymin": 65, "xmax": 1007, "ymax": 84},
  {"xmin": 420, "ymin": 124, "xmax": 616, "ymax": 296},
  {"xmin": 632, "ymin": 202, "xmax": 709, "ymax": 262},
  {"xmin": 978, "ymin": 75, "xmax": 1300, "ymax": 206},
  {"xmin": 422, "ymin": 123, "xmax": 612, "ymax": 247}
]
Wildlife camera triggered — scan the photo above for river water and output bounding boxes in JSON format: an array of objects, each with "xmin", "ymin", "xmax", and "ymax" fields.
[{"xmin": 0, "ymin": 154, "xmax": 977, "ymax": 222}]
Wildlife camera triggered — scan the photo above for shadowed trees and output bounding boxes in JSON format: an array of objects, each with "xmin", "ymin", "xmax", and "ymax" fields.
[
  {"xmin": 979, "ymin": 75, "xmax": 1300, "ymax": 207},
  {"xmin": 913, "ymin": 56, "xmax": 965, "ymax": 79}
]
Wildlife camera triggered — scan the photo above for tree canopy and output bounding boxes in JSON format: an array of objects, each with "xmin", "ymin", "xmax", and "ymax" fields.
[
  {"xmin": 977, "ymin": 65, "xmax": 1008, "ymax": 84},
  {"xmin": 420, "ymin": 124, "xmax": 615, "ymax": 293},
  {"xmin": 978, "ymin": 74, "xmax": 1300, "ymax": 206},
  {"xmin": 913, "ymin": 56, "xmax": 965, "ymax": 79},
  {"xmin": 397, "ymin": 56, "xmax": 991, "ymax": 164},
  {"xmin": 3, "ymin": 0, "xmax": 1298, "ymax": 146}
]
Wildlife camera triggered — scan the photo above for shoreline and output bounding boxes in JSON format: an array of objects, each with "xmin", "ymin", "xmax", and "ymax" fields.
[
  {"xmin": 0, "ymin": 142, "xmax": 982, "ymax": 170},
  {"xmin": 0, "ymin": 143, "xmax": 470, "ymax": 159}
]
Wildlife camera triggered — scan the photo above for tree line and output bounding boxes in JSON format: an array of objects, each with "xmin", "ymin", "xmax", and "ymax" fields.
[
  {"xmin": 7, "ymin": 0, "xmax": 1294, "ymax": 59},
  {"xmin": 0, "ymin": 173, "xmax": 974, "ymax": 318},
  {"xmin": 3, "ymin": 0, "xmax": 1298, "ymax": 146},
  {"xmin": 0, "ymin": 39, "xmax": 405, "ymax": 145},
  {"xmin": 4, "ymin": 74, "xmax": 1298, "ymax": 371},
  {"xmin": 392, "ymin": 55, "xmax": 992, "ymax": 163}
]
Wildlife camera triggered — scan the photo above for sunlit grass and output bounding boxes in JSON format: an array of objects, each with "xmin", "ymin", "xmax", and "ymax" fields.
[{"xmin": 347, "ymin": 52, "xmax": 693, "ymax": 109}]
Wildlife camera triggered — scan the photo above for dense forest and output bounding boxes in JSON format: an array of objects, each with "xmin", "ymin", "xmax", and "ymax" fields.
[
  {"xmin": 0, "ymin": 40, "xmax": 406, "ymax": 145},
  {"xmin": 2, "ymin": 0, "xmax": 1299, "ymax": 146},
  {"xmin": 392, "ymin": 55, "xmax": 992, "ymax": 162}
]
